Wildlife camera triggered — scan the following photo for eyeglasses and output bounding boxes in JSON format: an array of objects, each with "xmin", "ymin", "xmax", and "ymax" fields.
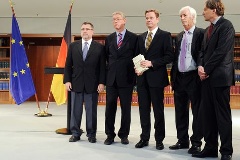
[
  {"xmin": 81, "ymin": 28, "xmax": 93, "ymax": 31},
  {"xmin": 112, "ymin": 18, "xmax": 123, "ymax": 22}
]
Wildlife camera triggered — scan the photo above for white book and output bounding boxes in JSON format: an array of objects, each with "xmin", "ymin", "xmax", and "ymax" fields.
[{"xmin": 132, "ymin": 54, "xmax": 149, "ymax": 73}]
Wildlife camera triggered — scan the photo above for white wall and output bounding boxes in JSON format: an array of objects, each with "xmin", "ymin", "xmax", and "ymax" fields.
[{"xmin": 0, "ymin": 15, "xmax": 239, "ymax": 35}]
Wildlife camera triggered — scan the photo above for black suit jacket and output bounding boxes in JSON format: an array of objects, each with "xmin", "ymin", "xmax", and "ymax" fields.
[
  {"xmin": 198, "ymin": 17, "xmax": 235, "ymax": 87},
  {"xmin": 171, "ymin": 27, "xmax": 204, "ymax": 90},
  {"xmin": 105, "ymin": 30, "xmax": 138, "ymax": 87},
  {"xmin": 63, "ymin": 40, "xmax": 106, "ymax": 93},
  {"xmin": 136, "ymin": 28, "xmax": 173, "ymax": 87}
]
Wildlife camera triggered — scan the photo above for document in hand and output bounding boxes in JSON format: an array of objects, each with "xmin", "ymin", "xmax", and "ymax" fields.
[{"xmin": 132, "ymin": 54, "xmax": 149, "ymax": 73}]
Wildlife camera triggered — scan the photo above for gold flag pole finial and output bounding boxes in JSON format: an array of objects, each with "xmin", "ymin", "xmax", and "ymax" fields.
[{"xmin": 9, "ymin": 0, "xmax": 15, "ymax": 16}]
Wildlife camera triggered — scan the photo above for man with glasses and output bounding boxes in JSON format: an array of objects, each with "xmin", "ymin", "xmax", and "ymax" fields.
[
  {"xmin": 64, "ymin": 22, "xmax": 106, "ymax": 143},
  {"xmin": 104, "ymin": 11, "xmax": 138, "ymax": 145}
]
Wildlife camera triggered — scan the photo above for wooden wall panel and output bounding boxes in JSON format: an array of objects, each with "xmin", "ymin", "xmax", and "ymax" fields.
[{"xmin": 23, "ymin": 37, "xmax": 61, "ymax": 101}]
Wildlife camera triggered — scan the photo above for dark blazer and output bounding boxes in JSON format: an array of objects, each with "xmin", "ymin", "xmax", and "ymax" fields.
[
  {"xmin": 63, "ymin": 39, "xmax": 106, "ymax": 93},
  {"xmin": 198, "ymin": 17, "xmax": 235, "ymax": 87},
  {"xmin": 136, "ymin": 28, "xmax": 173, "ymax": 87},
  {"xmin": 171, "ymin": 27, "xmax": 205, "ymax": 90},
  {"xmin": 105, "ymin": 30, "xmax": 138, "ymax": 87}
]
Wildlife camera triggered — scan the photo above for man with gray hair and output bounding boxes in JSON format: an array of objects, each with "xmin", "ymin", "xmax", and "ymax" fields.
[
  {"xmin": 104, "ymin": 11, "xmax": 138, "ymax": 145},
  {"xmin": 169, "ymin": 6, "xmax": 204, "ymax": 154}
]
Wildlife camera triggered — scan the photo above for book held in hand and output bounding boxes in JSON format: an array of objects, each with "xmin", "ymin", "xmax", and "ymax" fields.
[{"xmin": 132, "ymin": 54, "xmax": 149, "ymax": 73}]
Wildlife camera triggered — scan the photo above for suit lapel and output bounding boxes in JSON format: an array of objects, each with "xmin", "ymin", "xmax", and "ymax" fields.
[
  {"xmin": 204, "ymin": 17, "xmax": 224, "ymax": 50},
  {"xmin": 139, "ymin": 32, "xmax": 147, "ymax": 55},
  {"xmin": 177, "ymin": 31, "xmax": 184, "ymax": 57},
  {"xmin": 148, "ymin": 28, "xmax": 160, "ymax": 51},
  {"xmin": 112, "ymin": 33, "xmax": 118, "ymax": 50},
  {"xmin": 77, "ymin": 40, "xmax": 83, "ymax": 57},
  {"xmin": 191, "ymin": 28, "xmax": 199, "ymax": 54},
  {"xmin": 120, "ymin": 31, "xmax": 130, "ymax": 47}
]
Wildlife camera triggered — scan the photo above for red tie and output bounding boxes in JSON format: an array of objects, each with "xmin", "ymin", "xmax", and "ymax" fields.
[
  {"xmin": 117, "ymin": 33, "xmax": 123, "ymax": 48},
  {"xmin": 207, "ymin": 23, "xmax": 214, "ymax": 39}
]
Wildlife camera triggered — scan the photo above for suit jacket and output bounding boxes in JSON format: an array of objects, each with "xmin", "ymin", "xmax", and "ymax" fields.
[
  {"xmin": 198, "ymin": 17, "xmax": 235, "ymax": 87},
  {"xmin": 63, "ymin": 39, "xmax": 106, "ymax": 93},
  {"xmin": 105, "ymin": 30, "xmax": 138, "ymax": 87},
  {"xmin": 171, "ymin": 27, "xmax": 204, "ymax": 90},
  {"xmin": 136, "ymin": 28, "xmax": 173, "ymax": 87}
]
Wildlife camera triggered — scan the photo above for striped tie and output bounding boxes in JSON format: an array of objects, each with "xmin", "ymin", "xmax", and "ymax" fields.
[
  {"xmin": 117, "ymin": 33, "xmax": 123, "ymax": 48},
  {"xmin": 146, "ymin": 31, "xmax": 152, "ymax": 50}
]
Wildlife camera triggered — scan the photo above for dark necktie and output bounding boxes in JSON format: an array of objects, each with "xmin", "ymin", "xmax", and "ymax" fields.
[
  {"xmin": 146, "ymin": 31, "xmax": 152, "ymax": 50},
  {"xmin": 207, "ymin": 23, "xmax": 214, "ymax": 39},
  {"xmin": 117, "ymin": 33, "xmax": 123, "ymax": 48},
  {"xmin": 83, "ymin": 41, "xmax": 88, "ymax": 61},
  {"xmin": 179, "ymin": 31, "xmax": 187, "ymax": 72}
]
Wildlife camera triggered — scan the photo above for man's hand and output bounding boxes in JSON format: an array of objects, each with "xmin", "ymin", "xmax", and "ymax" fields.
[
  {"xmin": 65, "ymin": 82, "xmax": 72, "ymax": 91},
  {"xmin": 198, "ymin": 66, "xmax": 209, "ymax": 81},
  {"xmin": 97, "ymin": 84, "xmax": 105, "ymax": 93},
  {"xmin": 140, "ymin": 60, "xmax": 152, "ymax": 68},
  {"xmin": 134, "ymin": 66, "xmax": 143, "ymax": 76}
]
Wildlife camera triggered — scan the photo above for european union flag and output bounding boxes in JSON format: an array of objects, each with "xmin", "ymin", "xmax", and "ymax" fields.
[{"xmin": 10, "ymin": 15, "xmax": 36, "ymax": 105}]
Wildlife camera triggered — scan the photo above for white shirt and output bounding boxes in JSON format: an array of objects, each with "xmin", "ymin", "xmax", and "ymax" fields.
[
  {"xmin": 145, "ymin": 26, "xmax": 158, "ymax": 48},
  {"xmin": 178, "ymin": 26, "xmax": 197, "ymax": 72},
  {"xmin": 82, "ymin": 39, "xmax": 92, "ymax": 50}
]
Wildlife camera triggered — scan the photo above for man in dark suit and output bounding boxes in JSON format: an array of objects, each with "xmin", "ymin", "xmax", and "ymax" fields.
[
  {"xmin": 64, "ymin": 22, "xmax": 106, "ymax": 143},
  {"xmin": 104, "ymin": 11, "xmax": 138, "ymax": 145},
  {"xmin": 169, "ymin": 6, "xmax": 204, "ymax": 154},
  {"xmin": 192, "ymin": 1, "xmax": 235, "ymax": 160},
  {"xmin": 134, "ymin": 9, "xmax": 173, "ymax": 150}
]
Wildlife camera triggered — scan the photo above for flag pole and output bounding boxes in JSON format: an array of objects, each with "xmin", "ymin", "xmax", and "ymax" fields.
[
  {"xmin": 45, "ymin": 0, "xmax": 74, "ymax": 112},
  {"xmin": 9, "ymin": 0, "xmax": 49, "ymax": 117}
]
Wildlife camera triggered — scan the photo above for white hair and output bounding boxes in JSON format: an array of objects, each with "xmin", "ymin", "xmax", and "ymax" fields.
[{"xmin": 179, "ymin": 6, "xmax": 197, "ymax": 24}]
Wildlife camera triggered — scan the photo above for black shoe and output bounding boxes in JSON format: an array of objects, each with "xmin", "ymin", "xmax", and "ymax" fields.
[
  {"xmin": 104, "ymin": 137, "xmax": 114, "ymax": 145},
  {"xmin": 192, "ymin": 149, "xmax": 218, "ymax": 158},
  {"xmin": 188, "ymin": 145, "xmax": 201, "ymax": 154},
  {"xmin": 88, "ymin": 137, "xmax": 96, "ymax": 143},
  {"xmin": 169, "ymin": 142, "xmax": 189, "ymax": 150},
  {"xmin": 121, "ymin": 137, "xmax": 129, "ymax": 145},
  {"xmin": 221, "ymin": 155, "xmax": 232, "ymax": 160},
  {"xmin": 69, "ymin": 135, "xmax": 80, "ymax": 142},
  {"xmin": 156, "ymin": 141, "xmax": 164, "ymax": 150},
  {"xmin": 135, "ymin": 139, "xmax": 149, "ymax": 148}
]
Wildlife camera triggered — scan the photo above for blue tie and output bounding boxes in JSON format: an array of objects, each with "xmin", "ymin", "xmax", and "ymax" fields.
[{"xmin": 83, "ymin": 41, "xmax": 88, "ymax": 61}]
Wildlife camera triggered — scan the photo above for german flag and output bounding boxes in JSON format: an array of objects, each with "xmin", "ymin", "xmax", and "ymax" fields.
[{"xmin": 50, "ymin": 6, "xmax": 72, "ymax": 105}]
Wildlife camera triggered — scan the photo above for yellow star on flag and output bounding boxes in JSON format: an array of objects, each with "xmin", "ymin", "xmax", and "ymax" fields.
[
  {"xmin": 11, "ymin": 38, "xmax": 15, "ymax": 44},
  {"xmin": 19, "ymin": 41, "xmax": 23, "ymax": 46},
  {"xmin": 20, "ymin": 69, "xmax": 26, "ymax": 74},
  {"xmin": 26, "ymin": 63, "xmax": 30, "ymax": 68},
  {"xmin": 13, "ymin": 72, "xmax": 18, "ymax": 77}
]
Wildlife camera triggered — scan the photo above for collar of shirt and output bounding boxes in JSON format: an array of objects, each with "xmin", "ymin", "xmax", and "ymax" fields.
[
  {"xmin": 116, "ymin": 29, "xmax": 126, "ymax": 39},
  {"xmin": 212, "ymin": 16, "xmax": 221, "ymax": 25},
  {"xmin": 184, "ymin": 25, "xmax": 195, "ymax": 34},
  {"xmin": 147, "ymin": 26, "xmax": 158, "ymax": 39},
  {"xmin": 82, "ymin": 39, "xmax": 92, "ymax": 49}
]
